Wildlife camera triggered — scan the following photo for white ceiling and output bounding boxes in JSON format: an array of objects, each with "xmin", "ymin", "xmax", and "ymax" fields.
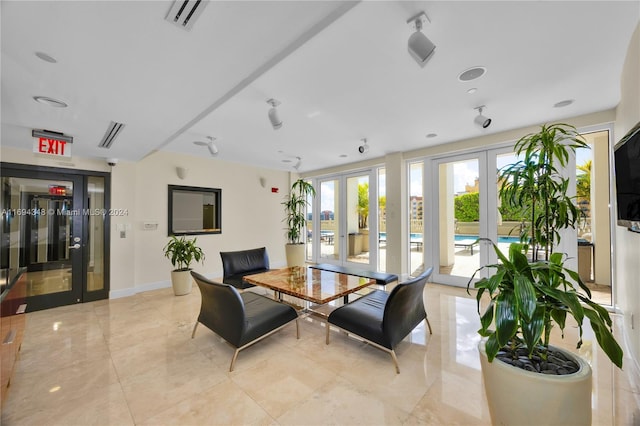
[{"xmin": 2, "ymin": 1, "xmax": 639, "ymax": 173}]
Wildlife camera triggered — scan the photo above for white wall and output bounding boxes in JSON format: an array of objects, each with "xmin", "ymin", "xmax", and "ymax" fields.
[
  {"xmin": 129, "ymin": 151, "xmax": 290, "ymax": 294},
  {"xmin": 614, "ymin": 22, "xmax": 640, "ymax": 373}
]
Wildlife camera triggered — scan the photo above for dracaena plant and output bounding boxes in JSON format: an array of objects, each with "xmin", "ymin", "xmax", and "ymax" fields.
[
  {"xmin": 468, "ymin": 123, "xmax": 623, "ymax": 369},
  {"xmin": 282, "ymin": 179, "xmax": 316, "ymax": 244},
  {"xmin": 472, "ymin": 241, "xmax": 622, "ymax": 368},
  {"xmin": 163, "ymin": 235, "xmax": 205, "ymax": 271}
]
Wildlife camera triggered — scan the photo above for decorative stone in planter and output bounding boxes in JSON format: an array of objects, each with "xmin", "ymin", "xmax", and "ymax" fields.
[{"xmin": 478, "ymin": 340, "xmax": 592, "ymax": 426}]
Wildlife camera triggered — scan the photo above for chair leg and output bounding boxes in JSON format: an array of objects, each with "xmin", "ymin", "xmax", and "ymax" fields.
[
  {"xmin": 325, "ymin": 322, "xmax": 330, "ymax": 345},
  {"xmin": 295, "ymin": 318, "xmax": 300, "ymax": 339},
  {"xmin": 390, "ymin": 350, "xmax": 400, "ymax": 374},
  {"xmin": 426, "ymin": 317, "xmax": 433, "ymax": 335},
  {"xmin": 230, "ymin": 348, "xmax": 240, "ymax": 372},
  {"xmin": 191, "ymin": 322, "xmax": 199, "ymax": 338}
]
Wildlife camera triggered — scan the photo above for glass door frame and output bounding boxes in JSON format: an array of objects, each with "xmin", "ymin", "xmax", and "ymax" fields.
[
  {"xmin": 311, "ymin": 168, "xmax": 378, "ymax": 269},
  {"xmin": 426, "ymin": 151, "xmax": 489, "ymax": 287},
  {"xmin": 1, "ymin": 163, "xmax": 110, "ymax": 310}
]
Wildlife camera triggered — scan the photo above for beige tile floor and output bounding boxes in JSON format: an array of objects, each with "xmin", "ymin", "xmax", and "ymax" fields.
[{"xmin": 2, "ymin": 283, "xmax": 639, "ymax": 425}]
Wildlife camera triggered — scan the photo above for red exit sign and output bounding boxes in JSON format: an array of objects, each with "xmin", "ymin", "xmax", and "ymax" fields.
[
  {"xmin": 34, "ymin": 137, "xmax": 71, "ymax": 157},
  {"xmin": 49, "ymin": 185, "xmax": 67, "ymax": 196}
]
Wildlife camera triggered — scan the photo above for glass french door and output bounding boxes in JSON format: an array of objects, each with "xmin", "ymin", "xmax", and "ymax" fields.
[
  {"xmin": 426, "ymin": 147, "xmax": 521, "ymax": 287},
  {"xmin": 428, "ymin": 153, "xmax": 487, "ymax": 286},
  {"xmin": 1, "ymin": 166, "xmax": 109, "ymax": 311},
  {"xmin": 314, "ymin": 171, "xmax": 377, "ymax": 269}
]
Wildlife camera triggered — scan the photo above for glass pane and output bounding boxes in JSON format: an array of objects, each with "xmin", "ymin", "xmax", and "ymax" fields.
[
  {"xmin": 319, "ymin": 180, "xmax": 339, "ymax": 261},
  {"xmin": 409, "ymin": 162, "xmax": 424, "ymax": 275},
  {"xmin": 87, "ymin": 177, "xmax": 105, "ymax": 292},
  {"xmin": 438, "ymin": 159, "xmax": 480, "ymax": 279},
  {"xmin": 346, "ymin": 174, "xmax": 369, "ymax": 264},
  {"xmin": 0, "ymin": 177, "xmax": 74, "ymax": 296},
  {"xmin": 496, "ymin": 152, "xmax": 521, "ymax": 259},
  {"xmin": 378, "ymin": 168, "xmax": 386, "ymax": 272},
  {"xmin": 305, "ymin": 183, "xmax": 313, "ymax": 262}
]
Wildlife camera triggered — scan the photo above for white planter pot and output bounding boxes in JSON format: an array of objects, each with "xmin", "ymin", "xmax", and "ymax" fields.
[
  {"xmin": 285, "ymin": 243, "xmax": 306, "ymax": 267},
  {"xmin": 170, "ymin": 270, "xmax": 193, "ymax": 296},
  {"xmin": 478, "ymin": 340, "xmax": 592, "ymax": 426}
]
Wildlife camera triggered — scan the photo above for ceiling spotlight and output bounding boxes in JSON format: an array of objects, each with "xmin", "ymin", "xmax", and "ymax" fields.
[
  {"xmin": 267, "ymin": 98, "xmax": 282, "ymax": 130},
  {"xmin": 407, "ymin": 12, "xmax": 435, "ymax": 68},
  {"xmin": 193, "ymin": 136, "xmax": 218, "ymax": 156},
  {"xmin": 358, "ymin": 138, "xmax": 369, "ymax": 154},
  {"xmin": 474, "ymin": 106, "xmax": 492, "ymax": 129},
  {"xmin": 33, "ymin": 96, "xmax": 67, "ymax": 108},
  {"xmin": 293, "ymin": 157, "xmax": 302, "ymax": 170},
  {"xmin": 554, "ymin": 99, "xmax": 574, "ymax": 108}
]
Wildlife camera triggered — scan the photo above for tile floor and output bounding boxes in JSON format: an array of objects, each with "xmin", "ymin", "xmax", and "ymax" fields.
[{"xmin": 1, "ymin": 283, "xmax": 639, "ymax": 425}]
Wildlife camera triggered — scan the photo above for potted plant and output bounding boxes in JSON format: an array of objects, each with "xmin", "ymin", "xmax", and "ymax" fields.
[
  {"xmin": 468, "ymin": 123, "xmax": 623, "ymax": 425},
  {"xmin": 282, "ymin": 178, "xmax": 316, "ymax": 267},
  {"xmin": 163, "ymin": 235, "xmax": 205, "ymax": 295}
]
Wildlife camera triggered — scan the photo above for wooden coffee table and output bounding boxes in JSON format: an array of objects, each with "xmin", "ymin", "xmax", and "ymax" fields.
[{"xmin": 243, "ymin": 266, "xmax": 376, "ymax": 313}]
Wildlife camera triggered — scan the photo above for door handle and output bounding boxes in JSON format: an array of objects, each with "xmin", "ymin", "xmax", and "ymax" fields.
[{"xmin": 68, "ymin": 243, "xmax": 81, "ymax": 249}]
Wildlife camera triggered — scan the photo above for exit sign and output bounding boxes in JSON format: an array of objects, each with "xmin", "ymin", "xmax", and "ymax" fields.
[
  {"xmin": 32, "ymin": 129, "xmax": 73, "ymax": 158},
  {"xmin": 49, "ymin": 185, "xmax": 67, "ymax": 196},
  {"xmin": 34, "ymin": 137, "xmax": 71, "ymax": 157}
]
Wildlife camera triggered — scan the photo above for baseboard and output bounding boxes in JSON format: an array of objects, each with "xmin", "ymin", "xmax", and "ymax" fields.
[{"xmin": 109, "ymin": 279, "xmax": 171, "ymax": 299}]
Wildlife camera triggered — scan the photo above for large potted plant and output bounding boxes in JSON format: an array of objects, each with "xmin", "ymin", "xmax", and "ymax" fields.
[
  {"xmin": 282, "ymin": 178, "xmax": 315, "ymax": 267},
  {"xmin": 163, "ymin": 235, "xmax": 205, "ymax": 295},
  {"xmin": 468, "ymin": 123, "xmax": 623, "ymax": 425}
]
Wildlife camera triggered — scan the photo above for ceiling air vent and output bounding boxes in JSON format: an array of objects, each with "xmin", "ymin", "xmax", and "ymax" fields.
[
  {"xmin": 165, "ymin": 0, "xmax": 208, "ymax": 31},
  {"xmin": 98, "ymin": 121, "xmax": 125, "ymax": 149}
]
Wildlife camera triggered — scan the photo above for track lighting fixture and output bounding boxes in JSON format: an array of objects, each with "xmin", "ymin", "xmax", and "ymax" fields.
[
  {"xmin": 193, "ymin": 136, "xmax": 218, "ymax": 156},
  {"xmin": 474, "ymin": 106, "xmax": 492, "ymax": 129},
  {"xmin": 267, "ymin": 98, "xmax": 283, "ymax": 130},
  {"xmin": 358, "ymin": 138, "xmax": 369, "ymax": 154},
  {"xmin": 407, "ymin": 12, "xmax": 435, "ymax": 68}
]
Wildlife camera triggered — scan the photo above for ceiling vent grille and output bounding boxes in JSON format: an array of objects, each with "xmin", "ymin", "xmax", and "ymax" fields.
[
  {"xmin": 98, "ymin": 121, "xmax": 125, "ymax": 149},
  {"xmin": 165, "ymin": 0, "xmax": 208, "ymax": 31}
]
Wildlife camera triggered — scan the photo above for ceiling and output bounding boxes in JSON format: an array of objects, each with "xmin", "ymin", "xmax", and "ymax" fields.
[{"xmin": 2, "ymin": 1, "xmax": 639, "ymax": 173}]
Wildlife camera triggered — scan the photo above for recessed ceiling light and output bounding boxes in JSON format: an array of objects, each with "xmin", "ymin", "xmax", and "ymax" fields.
[
  {"xmin": 467, "ymin": 88, "xmax": 478, "ymax": 94},
  {"xmin": 553, "ymin": 99, "xmax": 574, "ymax": 108},
  {"xmin": 33, "ymin": 96, "xmax": 67, "ymax": 108},
  {"xmin": 458, "ymin": 66, "xmax": 486, "ymax": 82},
  {"xmin": 426, "ymin": 133, "xmax": 438, "ymax": 138},
  {"xmin": 339, "ymin": 154, "xmax": 348, "ymax": 158},
  {"xmin": 282, "ymin": 159, "xmax": 292, "ymax": 163},
  {"xmin": 35, "ymin": 51, "xmax": 57, "ymax": 63}
]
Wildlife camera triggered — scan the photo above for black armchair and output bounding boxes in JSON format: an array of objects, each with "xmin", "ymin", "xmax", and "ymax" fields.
[
  {"xmin": 220, "ymin": 247, "xmax": 270, "ymax": 290},
  {"xmin": 325, "ymin": 267, "xmax": 434, "ymax": 373},
  {"xmin": 191, "ymin": 271, "xmax": 299, "ymax": 372}
]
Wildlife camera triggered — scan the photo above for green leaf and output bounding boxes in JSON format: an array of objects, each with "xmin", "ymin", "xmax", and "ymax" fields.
[
  {"xmin": 495, "ymin": 291, "xmax": 518, "ymax": 347},
  {"xmin": 521, "ymin": 305, "xmax": 545, "ymax": 357},
  {"xmin": 514, "ymin": 275, "xmax": 537, "ymax": 322},
  {"xmin": 479, "ymin": 301, "xmax": 495, "ymax": 333},
  {"xmin": 485, "ymin": 334, "xmax": 500, "ymax": 362},
  {"xmin": 583, "ymin": 309, "xmax": 623, "ymax": 368}
]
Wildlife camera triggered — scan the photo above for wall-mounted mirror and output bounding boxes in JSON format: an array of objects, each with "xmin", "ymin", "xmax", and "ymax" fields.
[{"xmin": 168, "ymin": 185, "xmax": 221, "ymax": 235}]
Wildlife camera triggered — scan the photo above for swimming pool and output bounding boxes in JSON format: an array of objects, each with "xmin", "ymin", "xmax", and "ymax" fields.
[
  {"xmin": 455, "ymin": 235, "xmax": 520, "ymax": 244},
  {"xmin": 378, "ymin": 233, "xmax": 519, "ymax": 244}
]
